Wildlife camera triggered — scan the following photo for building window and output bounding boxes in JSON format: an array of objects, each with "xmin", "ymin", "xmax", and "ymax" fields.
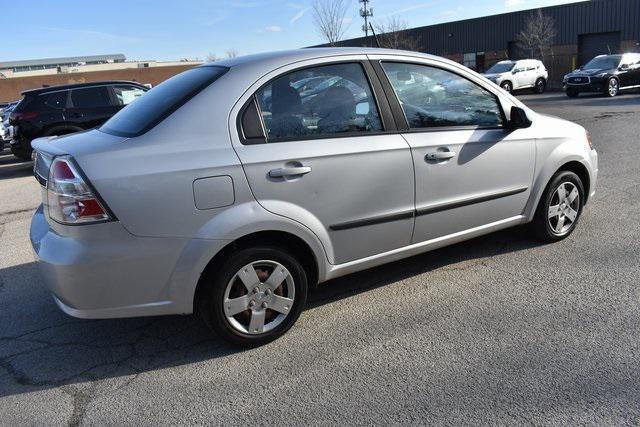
[
  {"xmin": 476, "ymin": 52, "xmax": 486, "ymax": 73},
  {"xmin": 463, "ymin": 53, "xmax": 476, "ymax": 70}
]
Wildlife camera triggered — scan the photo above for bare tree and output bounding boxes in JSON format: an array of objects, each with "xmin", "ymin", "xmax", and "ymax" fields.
[
  {"xmin": 516, "ymin": 9, "xmax": 556, "ymax": 60},
  {"xmin": 312, "ymin": 0, "xmax": 351, "ymax": 46},
  {"xmin": 374, "ymin": 16, "xmax": 419, "ymax": 51},
  {"xmin": 206, "ymin": 53, "xmax": 219, "ymax": 63},
  {"xmin": 226, "ymin": 49, "xmax": 239, "ymax": 58}
]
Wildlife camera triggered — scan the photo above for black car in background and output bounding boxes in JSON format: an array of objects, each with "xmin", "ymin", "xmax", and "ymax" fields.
[
  {"xmin": 7, "ymin": 81, "xmax": 148, "ymax": 160},
  {"xmin": 563, "ymin": 53, "xmax": 640, "ymax": 98}
]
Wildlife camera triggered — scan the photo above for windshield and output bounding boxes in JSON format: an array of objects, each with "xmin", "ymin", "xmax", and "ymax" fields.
[
  {"xmin": 486, "ymin": 62, "xmax": 515, "ymax": 74},
  {"xmin": 583, "ymin": 56, "xmax": 621, "ymax": 70},
  {"xmin": 100, "ymin": 66, "xmax": 228, "ymax": 137}
]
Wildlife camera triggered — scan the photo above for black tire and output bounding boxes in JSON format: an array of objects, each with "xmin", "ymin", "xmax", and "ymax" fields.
[
  {"xmin": 530, "ymin": 170, "xmax": 585, "ymax": 242},
  {"xmin": 534, "ymin": 78, "xmax": 546, "ymax": 94},
  {"xmin": 566, "ymin": 88, "xmax": 579, "ymax": 98},
  {"xmin": 10, "ymin": 143, "xmax": 32, "ymax": 161},
  {"xmin": 604, "ymin": 77, "xmax": 619, "ymax": 97},
  {"xmin": 501, "ymin": 81, "xmax": 513, "ymax": 93},
  {"xmin": 199, "ymin": 245, "xmax": 308, "ymax": 347}
]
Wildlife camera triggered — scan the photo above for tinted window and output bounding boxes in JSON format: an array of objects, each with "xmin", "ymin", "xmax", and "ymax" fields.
[
  {"xmin": 71, "ymin": 86, "xmax": 111, "ymax": 108},
  {"xmin": 254, "ymin": 62, "xmax": 383, "ymax": 141},
  {"xmin": 43, "ymin": 91, "xmax": 68, "ymax": 109},
  {"xmin": 381, "ymin": 62, "xmax": 503, "ymax": 128},
  {"xmin": 101, "ymin": 66, "xmax": 228, "ymax": 137},
  {"xmin": 486, "ymin": 62, "xmax": 515, "ymax": 73},
  {"xmin": 583, "ymin": 56, "xmax": 621, "ymax": 70},
  {"xmin": 112, "ymin": 85, "xmax": 147, "ymax": 106}
]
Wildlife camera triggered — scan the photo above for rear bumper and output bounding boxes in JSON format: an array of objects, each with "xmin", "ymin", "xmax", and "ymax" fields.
[{"xmin": 30, "ymin": 205, "xmax": 196, "ymax": 319}]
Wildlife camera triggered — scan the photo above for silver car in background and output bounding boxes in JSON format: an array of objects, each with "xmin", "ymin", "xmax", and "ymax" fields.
[{"xmin": 31, "ymin": 48, "xmax": 598, "ymax": 346}]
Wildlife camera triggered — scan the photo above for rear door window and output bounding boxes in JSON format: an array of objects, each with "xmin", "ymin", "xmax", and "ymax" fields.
[
  {"xmin": 101, "ymin": 66, "xmax": 228, "ymax": 137},
  {"xmin": 71, "ymin": 86, "xmax": 111, "ymax": 108},
  {"xmin": 43, "ymin": 91, "xmax": 68, "ymax": 109},
  {"xmin": 254, "ymin": 62, "xmax": 383, "ymax": 142}
]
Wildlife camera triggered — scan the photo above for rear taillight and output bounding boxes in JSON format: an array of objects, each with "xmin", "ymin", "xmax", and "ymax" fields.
[
  {"xmin": 10, "ymin": 111, "xmax": 38, "ymax": 121},
  {"xmin": 45, "ymin": 156, "xmax": 112, "ymax": 224}
]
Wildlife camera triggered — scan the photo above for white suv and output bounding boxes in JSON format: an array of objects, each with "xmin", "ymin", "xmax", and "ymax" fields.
[{"xmin": 483, "ymin": 59, "xmax": 548, "ymax": 94}]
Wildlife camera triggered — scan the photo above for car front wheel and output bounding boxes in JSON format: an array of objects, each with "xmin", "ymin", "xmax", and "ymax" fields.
[
  {"xmin": 605, "ymin": 77, "xmax": 619, "ymax": 97},
  {"xmin": 531, "ymin": 170, "xmax": 584, "ymax": 242},
  {"xmin": 199, "ymin": 246, "xmax": 308, "ymax": 347},
  {"xmin": 501, "ymin": 81, "xmax": 512, "ymax": 93}
]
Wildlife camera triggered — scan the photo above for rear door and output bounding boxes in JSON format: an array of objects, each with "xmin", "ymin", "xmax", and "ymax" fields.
[
  {"xmin": 517, "ymin": 60, "xmax": 535, "ymax": 88},
  {"xmin": 620, "ymin": 54, "xmax": 640, "ymax": 88},
  {"xmin": 231, "ymin": 58, "xmax": 415, "ymax": 265},
  {"xmin": 633, "ymin": 55, "xmax": 640, "ymax": 86},
  {"xmin": 374, "ymin": 58, "xmax": 535, "ymax": 243},
  {"xmin": 67, "ymin": 86, "xmax": 117, "ymax": 128},
  {"xmin": 524, "ymin": 61, "xmax": 538, "ymax": 87}
]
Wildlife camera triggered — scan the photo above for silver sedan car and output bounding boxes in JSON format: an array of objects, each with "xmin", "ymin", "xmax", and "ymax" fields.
[{"xmin": 31, "ymin": 48, "xmax": 598, "ymax": 346}]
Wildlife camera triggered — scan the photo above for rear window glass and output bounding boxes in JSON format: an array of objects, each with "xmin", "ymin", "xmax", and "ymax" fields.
[
  {"xmin": 15, "ymin": 93, "xmax": 61, "ymax": 112},
  {"xmin": 44, "ymin": 91, "xmax": 68, "ymax": 109},
  {"xmin": 100, "ymin": 66, "xmax": 228, "ymax": 137}
]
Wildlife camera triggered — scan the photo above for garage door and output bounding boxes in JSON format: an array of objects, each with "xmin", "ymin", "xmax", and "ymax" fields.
[{"xmin": 578, "ymin": 32, "xmax": 621, "ymax": 66}]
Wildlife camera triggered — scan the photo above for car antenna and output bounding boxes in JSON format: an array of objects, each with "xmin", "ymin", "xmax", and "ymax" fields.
[{"xmin": 369, "ymin": 23, "xmax": 381, "ymax": 48}]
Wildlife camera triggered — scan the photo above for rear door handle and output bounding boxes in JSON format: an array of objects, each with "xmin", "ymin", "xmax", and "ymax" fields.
[
  {"xmin": 425, "ymin": 151, "xmax": 456, "ymax": 161},
  {"xmin": 269, "ymin": 166, "xmax": 312, "ymax": 178}
]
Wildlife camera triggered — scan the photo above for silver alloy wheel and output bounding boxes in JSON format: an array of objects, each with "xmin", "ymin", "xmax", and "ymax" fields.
[
  {"xmin": 548, "ymin": 182, "xmax": 580, "ymax": 236},
  {"xmin": 223, "ymin": 260, "xmax": 295, "ymax": 335},
  {"xmin": 536, "ymin": 79, "xmax": 545, "ymax": 93},
  {"xmin": 501, "ymin": 82, "xmax": 512, "ymax": 92},
  {"xmin": 608, "ymin": 78, "xmax": 619, "ymax": 96}
]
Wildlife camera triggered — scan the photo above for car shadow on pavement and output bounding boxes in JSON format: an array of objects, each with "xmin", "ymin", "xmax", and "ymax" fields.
[
  {"xmin": 0, "ymin": 225, "xmax": 541, "ymax": 398},
  {"xmin": 0, "ymin": 150, "xmax": 32, "ymax": 180}
]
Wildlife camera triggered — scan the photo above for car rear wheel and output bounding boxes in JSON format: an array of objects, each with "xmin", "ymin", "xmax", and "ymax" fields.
[
  {"xmin": 500, "ymin": 81, "xmax": 512, "ymax": 93},
  {"xmin": 199, "ymin": 246, "xmax": 308, "ymax": 347},
  {"xmin": 10, "ymin": 143, "xmax": 32, "ymax": 161},
  {"xmin": 534, "ymin": 78, "xmax": 546, "ymax": 94},
  {"xmin": 530, "ymin": 170, "xmax": 584, "ymax": 242},
  {"xmin": 605, "ymin": 77, "xmax": 619, "ymax": 97}
]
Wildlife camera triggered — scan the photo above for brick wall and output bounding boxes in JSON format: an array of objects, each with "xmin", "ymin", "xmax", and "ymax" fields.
[{"xmin": 0, "ymin": 64, "xmax": 199, "ymax": 102}]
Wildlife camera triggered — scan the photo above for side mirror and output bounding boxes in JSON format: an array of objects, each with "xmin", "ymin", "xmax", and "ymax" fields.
[
  {"xmin": 511, "ymin": 69, "xmax": 518, "ymax": 74},
  {"xmin": 509, "ymin": 106, "xmax": 531, "ymax": 130},
  {"xmin": 619, "ymin": 63, "xmax": 630, "ymax": 71}
]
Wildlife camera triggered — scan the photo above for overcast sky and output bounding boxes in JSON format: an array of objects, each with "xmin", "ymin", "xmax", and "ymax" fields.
[{"xmin": 3, "ymin": 0, "xmax": 585, "ymax": 62}]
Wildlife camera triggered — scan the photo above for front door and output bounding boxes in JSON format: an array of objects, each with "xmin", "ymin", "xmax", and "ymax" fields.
[
  {"xmin": 378, "ymin": 61, "xmax": 535, "ymax": 243},
  {"xmin": 233, "ymin": 61, "xmax": 415, "ymax": 264}
]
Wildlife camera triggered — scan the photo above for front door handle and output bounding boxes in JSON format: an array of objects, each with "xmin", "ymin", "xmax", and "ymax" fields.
[
  {"xmin": 269, "ymin": 166, "xmax": 312, "ymax": 178},
  {"xmin": 425, "ymin": 151, "xmax": 456, "ymax": 161}
]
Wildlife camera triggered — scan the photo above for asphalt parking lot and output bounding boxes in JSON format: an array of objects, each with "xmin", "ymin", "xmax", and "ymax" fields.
[{"xmin": 1, "ymin": 91, "xmax": 639, "ymax": 425}]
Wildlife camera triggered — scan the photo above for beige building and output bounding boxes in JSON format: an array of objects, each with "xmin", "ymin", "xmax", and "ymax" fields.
[{"xmin": 0, "ymin": 54, "xmax": 203, "ymax": 102}]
